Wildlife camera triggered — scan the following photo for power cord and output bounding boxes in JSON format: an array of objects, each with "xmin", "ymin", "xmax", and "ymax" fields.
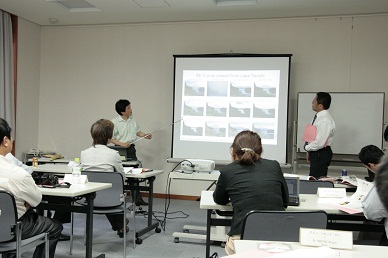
[{"xmin": 159, "ymin": 160, "xmax": 193, "ymax": 231}]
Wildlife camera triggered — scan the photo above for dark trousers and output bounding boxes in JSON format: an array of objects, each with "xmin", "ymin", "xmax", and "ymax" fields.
[
  {"xmin": 4, "ymin": 209, "xmax": 62, "ymax": 258},
  {"xmin": 52, "ymin": 197, "xmax": 72, "ymax": 224},
  {"xmin": 106, "ymin": 214, "xmax": 126, "ymax": 231},
  {"xmin": 309, "ymin": 146, "xmax": 333, "ymax": 178},
  {"xmin": 125, "ymin": 144, "xmax": 137, "ymax": 161},
  {"xmin": 125, "ymin": 145, "xmax": 144, "ymax": 203}
]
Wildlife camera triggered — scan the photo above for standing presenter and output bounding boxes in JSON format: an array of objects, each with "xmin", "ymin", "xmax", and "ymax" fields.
[
  {"xmin": 304, "ymin": 92, "xmax": 335, "ymax": 178},
  {"xmin": 111, "ymin": 99, "xmax": 152, "ymax": 205}
]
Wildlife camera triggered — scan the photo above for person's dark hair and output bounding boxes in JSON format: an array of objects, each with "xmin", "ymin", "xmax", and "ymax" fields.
[
  {"xmin": 231, "ymin": 130, "xmax": 262, "ymax": 166},
  {"xmin": 358, "ymin": 145, "xmax": 384, "ymax": 167},
  {"xmin": 316, "ymin": 92, "xmax": 331, "ymax": 110},
  {"xmin": 384, "ymin": 126, "xmax": 388, "ymax": 142},
  {"xmin": 0, "ymin": 118, "xmax": 12, "ymax": 141},
  {"xmin": 115, "ymin": 99, "xmax": 130, "ymax": 115},
  {"xmin": 90, "ymin": 119, "xmax": 114, "ymax": 146},
  {"xmin": 376, "ymin": 154, "xmax": 388, "ymax": 211}
]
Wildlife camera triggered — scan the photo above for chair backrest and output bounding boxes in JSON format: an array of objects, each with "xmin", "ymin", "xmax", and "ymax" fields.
[
  {"xmin": 82, "ymin": 171, "xmax": 124, "ymax": 208},
  {"xmin": 241, "ymin": 210, "xmax": 328, "ymax": 242},
  {"xmin": 0, "ymin": 190, "xmax": 18, "ymax": 242},
  {"xmin": 299, "ymin": 180, "xmax": 334, "ymax": 194}
]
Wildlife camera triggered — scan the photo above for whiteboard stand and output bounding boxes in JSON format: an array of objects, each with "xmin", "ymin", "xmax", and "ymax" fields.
[{"xmin": 291, "ymin": 121, "xmax": 298, "ymax": 174}]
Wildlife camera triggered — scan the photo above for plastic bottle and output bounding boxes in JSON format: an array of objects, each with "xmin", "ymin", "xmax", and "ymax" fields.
[
  {"xmin": 72, "ymin": 158, "xmax": 81, "ymax": 185},
  {"xmin": 341, "ymin": 169, "xmax": 347, "ymax": 176}
]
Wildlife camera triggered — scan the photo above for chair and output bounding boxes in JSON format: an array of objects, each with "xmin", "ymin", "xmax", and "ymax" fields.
[
  {"xmin": 299, "ymin": 180, "xmax": 334, "ymax": 194},
  {"xmin": 241, "ymin": 210, "xmax": 328, "ymax": 241},
  {"xmin": 69, "ymin": 171, "xmax": 128, "ymax": 257},
  {"xmin": 0, "ymin": 190, "xmax": 49, "ymax": 258}
]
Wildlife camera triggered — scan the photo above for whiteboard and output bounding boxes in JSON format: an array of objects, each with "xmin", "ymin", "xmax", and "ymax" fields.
[{"xmin": 297, "ymin": 92, "xmax": 385, "ymax": 155}]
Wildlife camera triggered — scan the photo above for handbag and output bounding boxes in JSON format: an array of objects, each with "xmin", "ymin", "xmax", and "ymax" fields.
[{"xmin": 32, "ymin": 172, "xmax": 59, "ymax": 186}]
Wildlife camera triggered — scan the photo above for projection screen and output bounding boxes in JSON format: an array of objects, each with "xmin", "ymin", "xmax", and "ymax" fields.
[{"xmin": 172, "ymin": 54, "xmax": 292, "ymax": 164}]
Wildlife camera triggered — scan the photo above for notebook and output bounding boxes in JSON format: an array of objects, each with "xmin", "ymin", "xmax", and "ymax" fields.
[{"xmin": 285, "ymin": 176, "xmax": 300, "ymax": 206}]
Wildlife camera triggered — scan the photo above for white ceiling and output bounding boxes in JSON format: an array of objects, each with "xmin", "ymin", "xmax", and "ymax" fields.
[{"xmin": 1, "ymin": 0, "xmax": 388, "ymax": 27}]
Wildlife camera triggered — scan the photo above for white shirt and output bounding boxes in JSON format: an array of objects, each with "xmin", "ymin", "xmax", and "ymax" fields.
[
  {"xmin": 362, "ymin": 185, "xmax": 388, "ymax": 239},
  {"xmin": 0, "ymin": 155, "xmax": 42, "ymax": 218},
  {"xmin": 80, "ymin": 145, "xmax": 125, "ymax": 176},
  {"xmin": 305, "ymin": 110, "xmax": 336, "ymax": 152},
  {"xmin": 5, "ymin": 153, "xmax": 33, "ymax": 174},
  {"xmin": 112, "ymin": 115, "xmax": 140, "ymax": 144}
]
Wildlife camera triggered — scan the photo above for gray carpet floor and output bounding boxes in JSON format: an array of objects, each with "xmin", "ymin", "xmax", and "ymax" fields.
[{"xmin": 24, "ymin": 197, "xmax": 226, "ymax": 258}]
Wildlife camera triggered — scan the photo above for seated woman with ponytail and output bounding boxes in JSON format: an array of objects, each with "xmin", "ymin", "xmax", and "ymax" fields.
[{"xmin": 213, "ymin": 130, "xmax": 289, "ymax": 255}]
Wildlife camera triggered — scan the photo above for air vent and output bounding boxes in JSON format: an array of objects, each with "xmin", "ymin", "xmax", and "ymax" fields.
[
  {"xmin": 214, "ymin": 0, "xmax": 258, "ymax": 6},
  {"xmin": 46, "ymin": 0, "xmax": 101, "ymax": 12}
]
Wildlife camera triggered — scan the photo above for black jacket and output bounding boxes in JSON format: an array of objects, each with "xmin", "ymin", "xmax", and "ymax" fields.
[{"xmin": 213, "ymin": 159, "xmax": 289, "ymax": 236}]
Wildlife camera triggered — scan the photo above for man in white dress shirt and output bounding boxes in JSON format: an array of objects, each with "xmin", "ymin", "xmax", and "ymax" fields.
[
  {"xmin": 5, "ymin": 152, "xmax": 33, "ymax": 174},
  {"xmin": 0, "ymin": 118, "xmax": 62, "ymax": 258},
  {"xmin": 360, "ymin": 143, "xmax": 387, "ymax": 245},
  {"xmin": 304, "ymin": 92, "xmax": 336, "ymax": 178}
]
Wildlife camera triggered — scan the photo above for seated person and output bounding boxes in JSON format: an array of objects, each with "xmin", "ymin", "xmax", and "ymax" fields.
[
  {"xmin": 5, "ymin": 152, "xmax": 33, "ymax": 174},
  {"xmin": 376, "ymin": 152, "xmax": 388, "ymax": 212},
  {"xmin": 213, "ymin": 130, "xmax": 289, "ymax": 255},
  {"xmin": 80, "ymin": 119, "xmax": 128, "ymax": 237},
  {"xmin": 359, "ymin": 145, "xmax": 384, "ymax": 182},
  {"xmin": 0, "ymin": 118, "xmax": 62, "ymax": 258},
  {"xmin": 5, "ymin": 151, "xmax": 70, "ymax": 241},
  {"xmin": 376, "ymin": 125, "xmax": 388, "ymax": 210},
  {"xmin": 359, "ymin": 144, "xmax": 388, "ymax": 245}
]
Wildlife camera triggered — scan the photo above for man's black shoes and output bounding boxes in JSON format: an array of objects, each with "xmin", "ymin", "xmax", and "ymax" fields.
[
  {"xmin": 135, "ymin": 199, "xmax": 148, "ymax": 206},
  {"xmin": 59, "ymin": 233, "xmax": 70, "ymax": 241}
]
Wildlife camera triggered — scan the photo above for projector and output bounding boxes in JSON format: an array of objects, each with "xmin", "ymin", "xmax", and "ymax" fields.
[{"xmin": 181, "ymin": 159, "xmax": 215, "ymax": 173}]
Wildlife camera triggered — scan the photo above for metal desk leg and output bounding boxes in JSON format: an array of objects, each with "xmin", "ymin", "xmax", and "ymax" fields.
[
  {"xmin": 134, "ymin": 176, "xmax": 161, "ymax": 243},
  {"xmin": 206, "ymin": 209, "xmax": 212, "ymax": 258},
  {"xmin": 85, "ymin": 193, "xmax": 95, "ymax": 258}
]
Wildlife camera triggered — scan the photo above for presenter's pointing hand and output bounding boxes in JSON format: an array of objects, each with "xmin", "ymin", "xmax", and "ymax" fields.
[{"xmin": 145, "ymin": 133, "xmax": 152, "ymax": 140}]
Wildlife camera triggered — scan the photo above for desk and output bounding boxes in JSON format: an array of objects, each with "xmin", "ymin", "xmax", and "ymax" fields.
[
  {"xmin": 233, "ymin": 240, "xmax": 388, "ymax": 258},
  {"xmin": 30, "ymin": 158, "xmax": 140, "ymax": 167},
  {"xmin": 169, "ymin": 171, "xmax": 228, "ymax": 244},
  {"xmin": 200, "ymin": 191, "xmax": 384, "ymax": 258},
  {"xmin": 28, "ymin": 157, "xmax": 72, "ymax": 164},
  {"xmin": 38, "ymin": 182, "xmax": 111, "ymax": 258},
  {"xmin": 124, "ymin": 170, "xmax": 164, "ymax": 245},
  {"xmin": 32, "ymin": 164, "xmax": 72, "ymax": 173},
  {"xmin": 34, "ymin": 165, "xmax": 164, "ymax": 246}
]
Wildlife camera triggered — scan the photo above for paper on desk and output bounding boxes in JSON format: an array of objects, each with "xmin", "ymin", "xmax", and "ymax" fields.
[
  {"xmin": 124, "ymin": 167, "xmax": 133, "ymax": 174},
  {"xmin": 320, "ymin": 178, "xmax": 373, "ymax": 214},
  {"xmin": 222, "ymin": 249, "xmax": 273, "ymax": 258},
  {"xmin": 223, "ymin": 246, "xmax": 337, "ymax": 258},
  {"xmin": 273, "ymin": 246, "xmax": 337, "ymax": 258},
  {"xmin": 131, "ymin": 168, "xmax": 143, "ymax": 174}
]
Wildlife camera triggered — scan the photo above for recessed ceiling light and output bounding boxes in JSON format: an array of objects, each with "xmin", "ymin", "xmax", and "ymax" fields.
[
  {"xmin": 133, "ymin": 0, "xmax": 170, "ymax": 8},
  {"xmin": 46, "ymin": 0, "xmax": 101, "ymax": 12},
  {"xmin": 214, "ymin": 0, "xmax": 258, "ymax": 6}
]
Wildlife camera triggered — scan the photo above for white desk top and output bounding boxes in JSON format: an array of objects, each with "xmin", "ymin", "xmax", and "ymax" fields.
[
  {"xmin": 125, "ymin": 169, "xmax": 164, "ymax": 179},
  {"xmin": 32, "ymin": 164, "xmax": 163, "ymax": 179},
  {"xmin": 29, "ymin": 157, "xmax": 72, "ymax": 163},
  {"xmin": 169, "ymin": 170, "xmax": 220, "ymax": 181},
  {"xmin": 32, "ymin": 164, "xmax": 72, "ymax": 173},
  {"xmin": 233, "ymin": 240, "xmax": 388, "ymax": 258},
  {"xmin": 30, "ymin": 157, "xmax": 140, "ymax": 167},
  {"xmin": 200, "ymin": 190, "xmax": 347, "ymax": 215},
  {"xmin": 39, "ymin": 182, "xmax": 112, "ymax": 197}
]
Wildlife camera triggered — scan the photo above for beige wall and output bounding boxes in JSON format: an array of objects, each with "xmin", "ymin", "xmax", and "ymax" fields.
[{"xmin": 16, "ymin": 15, "xmax": 388, "ymax": 195}]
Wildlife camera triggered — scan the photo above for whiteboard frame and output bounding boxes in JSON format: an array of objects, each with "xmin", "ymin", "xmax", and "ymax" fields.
[{"xmin": 296, "ymin": 92, "xmax": 385, "ymax": 155}]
